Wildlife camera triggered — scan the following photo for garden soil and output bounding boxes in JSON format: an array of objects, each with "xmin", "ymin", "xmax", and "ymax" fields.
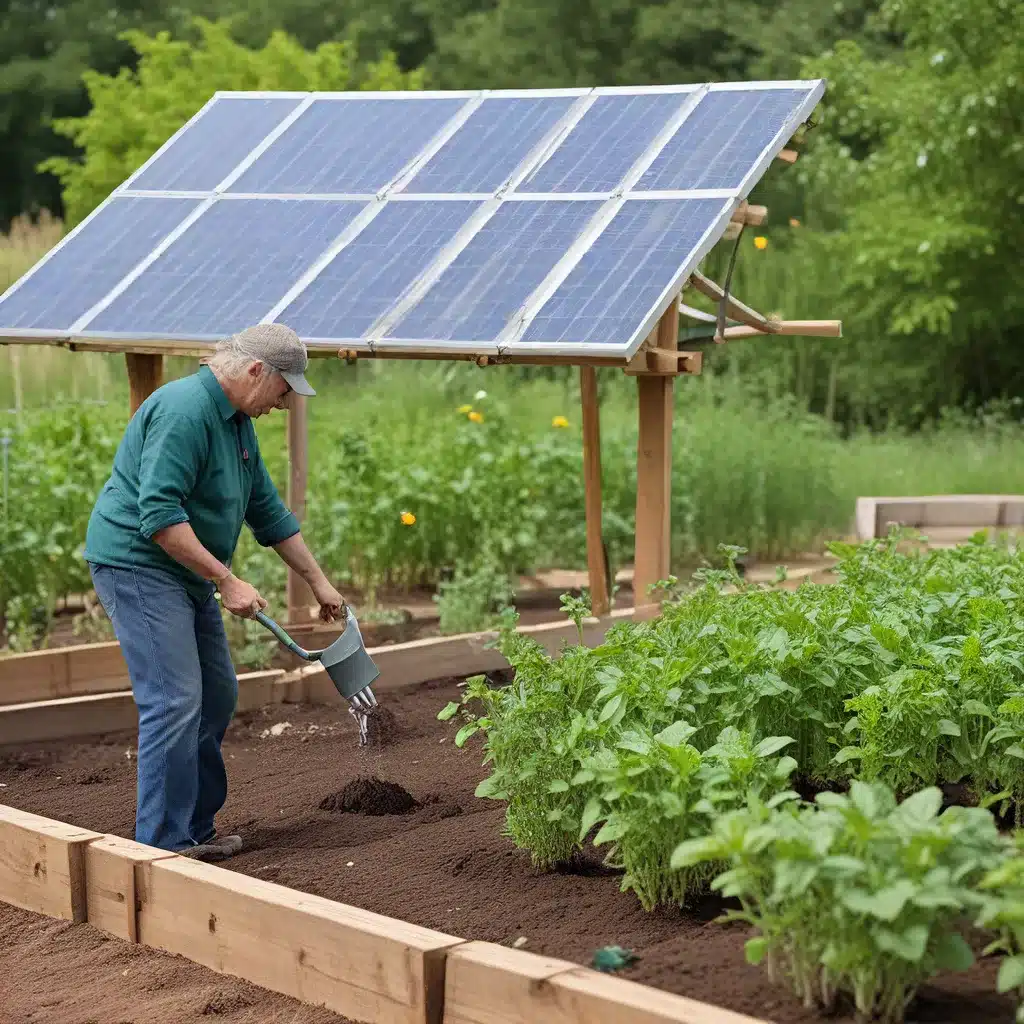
[{"xmin": 0, "ymin": 675, "xmax": 1014, "ymax": 1024}]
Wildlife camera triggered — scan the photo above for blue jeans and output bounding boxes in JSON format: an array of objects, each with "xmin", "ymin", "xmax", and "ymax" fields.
[{"xmin": 88, "ymin": 563, "xmax": 238, "ymax": 852}]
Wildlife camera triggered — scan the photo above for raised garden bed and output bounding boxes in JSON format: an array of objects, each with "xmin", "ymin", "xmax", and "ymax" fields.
[{"xmin": 0, "ymin": 674, "xmax": 1012, "ymax": 1024}]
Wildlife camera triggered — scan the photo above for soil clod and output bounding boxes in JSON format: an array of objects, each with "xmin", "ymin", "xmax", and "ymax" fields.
[
  {"xmin": 363, "ymin": 707, "xmax": 400, "ymax": 746},
  {"xmin": 319, "ymin": 775, "xmax": 418, "ymax": 815}
]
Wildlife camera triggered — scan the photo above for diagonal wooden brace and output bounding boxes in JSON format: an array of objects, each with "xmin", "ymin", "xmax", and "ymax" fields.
[{"xmin": 688, "ymin": 271, "xmax": 780, "ymax": 334}]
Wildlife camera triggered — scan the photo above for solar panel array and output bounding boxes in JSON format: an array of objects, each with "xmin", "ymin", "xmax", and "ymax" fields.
[{"xmin": 0, "ymin": 82, "xmax": 823, "ymax": 359}]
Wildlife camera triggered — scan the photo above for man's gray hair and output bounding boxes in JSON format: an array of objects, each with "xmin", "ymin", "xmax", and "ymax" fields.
[{"xmin": 207, "ymin": 334, "xmax": 260, "ymax": 378}]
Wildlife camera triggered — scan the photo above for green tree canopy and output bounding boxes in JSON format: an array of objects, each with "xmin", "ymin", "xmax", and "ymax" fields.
[
  {"xmin": 801, "ymin": 0, "xmax": 1024, "ymax": 409},
  {"xmin": 40, "ymin": 17, "xmax": 423, "ymax": 227}
]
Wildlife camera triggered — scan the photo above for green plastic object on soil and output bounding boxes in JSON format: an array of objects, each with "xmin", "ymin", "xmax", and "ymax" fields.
[{"xmin": 591, "ymin": 945, "xmax": 640, "ymax": 972}]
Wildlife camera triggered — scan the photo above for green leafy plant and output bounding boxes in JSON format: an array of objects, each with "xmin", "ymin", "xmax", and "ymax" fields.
[{"xmin": 673, "ymin": 781, "xmax": 1012, "ymax": 1022}]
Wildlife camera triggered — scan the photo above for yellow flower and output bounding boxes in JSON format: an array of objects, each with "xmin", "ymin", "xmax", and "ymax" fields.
[
  {"xmin": 468, "ymin": 411, "xmax": 484, "ymax": 424},
  {"xmin": 754, "ymin": 236, "xmax": 768, "ymax": 250},
  {"xmin": 789, "ymin": 218, "xmax": 801, "ymax": 228},
  {"xmin": 401, "ymin": 511, "xmax": 416, "ymax": 526},
  {"xmin": 551, "ymin": 415, "xmax": 569, "ymax": 428},
  {"xmin": 457, "ymin": 404, "xmax": 472, "ymax": 414}
]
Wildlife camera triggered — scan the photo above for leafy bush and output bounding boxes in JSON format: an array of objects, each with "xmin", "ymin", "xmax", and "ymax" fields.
[{"xmin": 674, "ymin": 781, "xmax": 1012, "ymax": 1023}]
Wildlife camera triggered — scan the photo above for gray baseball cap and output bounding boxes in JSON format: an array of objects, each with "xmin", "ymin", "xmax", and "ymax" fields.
[{"xmin": 231, "ymin": 323, "xmax": 316, "ymax": 397}]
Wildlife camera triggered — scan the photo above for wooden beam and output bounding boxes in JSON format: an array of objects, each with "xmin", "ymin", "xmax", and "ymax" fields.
[
  {"xmin": 688, "ymin": 272, "xmax": 778, "ymax": 334},
  {"xmin": 729, "ymin": 201, "xmax": 767, "ymax": 227},
  {"xmin": 85, "ymin": 835, "xmax": 177, "ymax": 942},
  {"xmin": 776, "ymin": 148, "xmax": 798, "ymax": 164},
  {"xmin": 579, "ymin": 367, "xmax": 610, "ymax": 617},
  {"xmin": 442, "ymin": 941, "xmax": 768, "ymax": 1024},
  {"xmin": 633, "ymin": 301, "xmax": 678, "ymax": 612},
  {"xmin": 136, "ymin": 856, "xmax": 463, "ymax": 1024},
  {"xmin": 0, "ymin": 614, "xmax": 637, "ymax": 745},
  {"xmin": 623, "ymin": 350, "xmax": 702, "ymax": 376},
  {"xmin": 125, "ymin": 353, "xmax": 163, "ymax": 415},
  {"xmin": 721, "ymin": 320, "xmax": 842, "ymax": 340},
  {"xmin": 286, "ymin": 394, "xmax": 314, "ymax": 625},
  {"xmin": 0, "ymin": 670, "xmax": 288, "ymax": 747},
  {"xmin": 0, "ymin": 805, "xmax": 101, "ymax": 922}
]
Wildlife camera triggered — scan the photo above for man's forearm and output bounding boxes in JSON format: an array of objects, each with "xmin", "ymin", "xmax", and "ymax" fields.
[
  {"xmin": 273, "ymin": 531, "xmax": 329, "ymax": 586},
  {"xmin": 152, "ymin": 522, "xmax": 232, "ymax": 583}
]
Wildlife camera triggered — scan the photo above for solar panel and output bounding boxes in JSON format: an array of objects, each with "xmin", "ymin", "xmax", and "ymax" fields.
[
  {"xmin": 227, "ymin": 96, "xmax": 469, "ymax": 196},
  {"xmin": 518, "ymin": 91, "xmax": 693, "ymax": 194},
  {"xmin": 517, "ymin": 198, "xmax": 732, "ymax": 349},
  {"xmin": 0, "ymin": 81, "xmax": 825, "ymax": 358},
  {"xmin": 399, "ymin": 95, "xmax": 580, "ymax": 195},
  {"xmin": 127, "ymin": 96, "xmax": 304, "ymax": 192},
  {"xmin": 387, "ymin": 200, "xmax": 600, "ymax": 345},
  {"xmin": 0, "ymin": 196, "xmax": 201, "ymax": 331},
  {"xmin": 88, "ymin": 199, "xmax": 368, "ymax": 338},
  {"xmin": 278, "ymin": 200, "xmax": 481, "ymax": 340},
  {"xmin": 636, "ymin": 88, "xmax": 813, "ymax": 192}
]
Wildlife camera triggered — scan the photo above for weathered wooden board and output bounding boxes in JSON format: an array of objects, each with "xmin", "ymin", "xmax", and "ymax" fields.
[
  {"xmin": 137, "ymin": 856, "xmax": 464, "ymax": 1024},
  {"xmin": 442, "ymin": 942, "xmax": 768, "ymax": 1024},
  {"xmin": 85, "ymin": 834, "xmax": 178, "ymax": 942},
  {"xmin": 0, "ymin": 804, "xmax": 101, "ymax": 921}
]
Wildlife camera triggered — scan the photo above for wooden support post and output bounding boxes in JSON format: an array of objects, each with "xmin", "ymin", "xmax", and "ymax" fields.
[
  {"xmin": 633, "ymin": 300, "xmax": 678, "ymax": 615},
  {"xmin": 125, "ymin": 353, "xmax": 163, "ymax": 416},
  {"xmin": 579, "ymin": 366, "xmax": 610, "ymax": 618},
  {"xmin": 286, "ymin": 394, "xmax": 313, "ymax": 624}
]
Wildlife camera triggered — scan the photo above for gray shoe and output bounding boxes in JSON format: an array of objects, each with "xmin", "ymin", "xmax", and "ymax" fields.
[{"xmin": 179, "ymin": 833, "xmax": 243, "ymax": 861}]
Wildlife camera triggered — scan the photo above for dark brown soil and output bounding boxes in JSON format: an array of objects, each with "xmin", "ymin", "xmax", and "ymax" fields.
[{"xmin": 0, "ymin": 676, "xmax": 1015, "ymax": 1024}]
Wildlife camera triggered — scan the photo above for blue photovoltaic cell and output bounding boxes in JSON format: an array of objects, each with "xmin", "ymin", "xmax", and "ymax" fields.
[
  {"xmin": 636, "ymin": 88, "xmax": 812, "ymax": 191},
  {"xmin": 280, "ymin": 200, "xmax": 480, "ymax": 340},
  {"xmin": 389, "ymin": 200, "xmax": 600, "ymax": 343},
  {"xmin": 403, "ymin": 96, "xmax": 577, "ymax": 194},
  {"xmin": 519, "ymin": 92, "xmax": 690, "ymax": 194},
  {"xmin": 228, "ymin": 97, "xmax": 467, "ymax": 195},
  {"xmin": 129, "ymin": 97, "xmax": 302, "ymax": 192},
  {"xmin": 521, "ymin": 198, "xmax": 728, "ymax": 348},
  {"xmin": 0, "ymin": 196, "xmax": 200, "ymax": 331},
  {"xmin": 86, "ymin": 199, "xmax": 367, "ymax": 337}
]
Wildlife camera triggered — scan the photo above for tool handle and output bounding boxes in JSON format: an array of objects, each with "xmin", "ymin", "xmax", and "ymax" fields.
[{"xmin": 253, "ymin": 610, "xmax": 322, "ymax": 661}]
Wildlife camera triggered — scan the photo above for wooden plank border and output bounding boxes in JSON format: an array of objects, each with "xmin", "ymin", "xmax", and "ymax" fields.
[
  {"xmin": 0, "ymin": 806, "xmax": 771, "ymax": 1024},
  {"xmin": 0, "ymin": 609, "xmax": 638, "ymax": 743},
  {"xmin": 443, "ymin": 941, "xmax": 766, "ymax": 1024}
]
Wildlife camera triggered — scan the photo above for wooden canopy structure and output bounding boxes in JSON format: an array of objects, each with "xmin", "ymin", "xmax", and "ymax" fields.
[{"xmin": 0, "ymin": 87, "xmax": 841, "ymax": 625}]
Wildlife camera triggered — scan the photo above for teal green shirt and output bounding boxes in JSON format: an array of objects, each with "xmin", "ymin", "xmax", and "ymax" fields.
[{"xmin": 83, "ymin": 365, "xmax": 299, "ymax": 599}]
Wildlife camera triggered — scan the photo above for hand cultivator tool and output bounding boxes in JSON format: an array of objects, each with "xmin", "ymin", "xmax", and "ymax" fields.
[{"xmin": 254, "ymin": 607, "xmax": 380, "ymax": 744}]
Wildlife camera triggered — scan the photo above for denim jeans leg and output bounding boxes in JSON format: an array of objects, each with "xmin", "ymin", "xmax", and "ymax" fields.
[
  {"xmin": 89, "ymin": 563, "xmax": 204, "ymax": 852},
  {"xmin": 190, "ymin": 593, "xmax": 239, "ymax": 844}
]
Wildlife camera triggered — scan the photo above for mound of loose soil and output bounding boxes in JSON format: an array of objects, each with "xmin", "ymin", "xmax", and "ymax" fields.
[{"xmin": 319, "ymin": 776, "xmax": 418, "ymax": 815}]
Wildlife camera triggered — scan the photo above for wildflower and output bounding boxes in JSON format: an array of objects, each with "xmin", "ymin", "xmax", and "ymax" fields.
[
  {"xmin": 468, "ymin": 411, "xmax": 484, "ymax": 424},
  {"xmin": 754, "ymin": 236, "xmax": 768, "ymax": 250},
  {"xmin": 474, "ymin": 389, "xmax": 487, "ymax": 401},
  {"xmin": 401, "ymin": 511, "xmax": 416, "ymax": 526},
  {"xmin": 789, "ymin": 218, "xmax": 800, "ymax": 228},
  {"xmin": 457, "ymin": 404, "xmax": 472, "ymax": 414},
  {"xmin": 552, "ymin": 415, "xmax": 569, "ymax": 428}
]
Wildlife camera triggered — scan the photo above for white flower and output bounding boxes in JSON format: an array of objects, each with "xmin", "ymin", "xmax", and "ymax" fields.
[
  {"xmin": 930, "ymin": 51, "xmax": 946, "ymax": 65},
  {"xmin": 916, "ymin": 152, "xmax": 928, "ymax": 168},
  {"xmin": 474, "ymin": 389, "xmax": 487, "ymax": 401},
  {"xmin": 918, "ymin": 240, "xmax": 931, "ymax": 254}
]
